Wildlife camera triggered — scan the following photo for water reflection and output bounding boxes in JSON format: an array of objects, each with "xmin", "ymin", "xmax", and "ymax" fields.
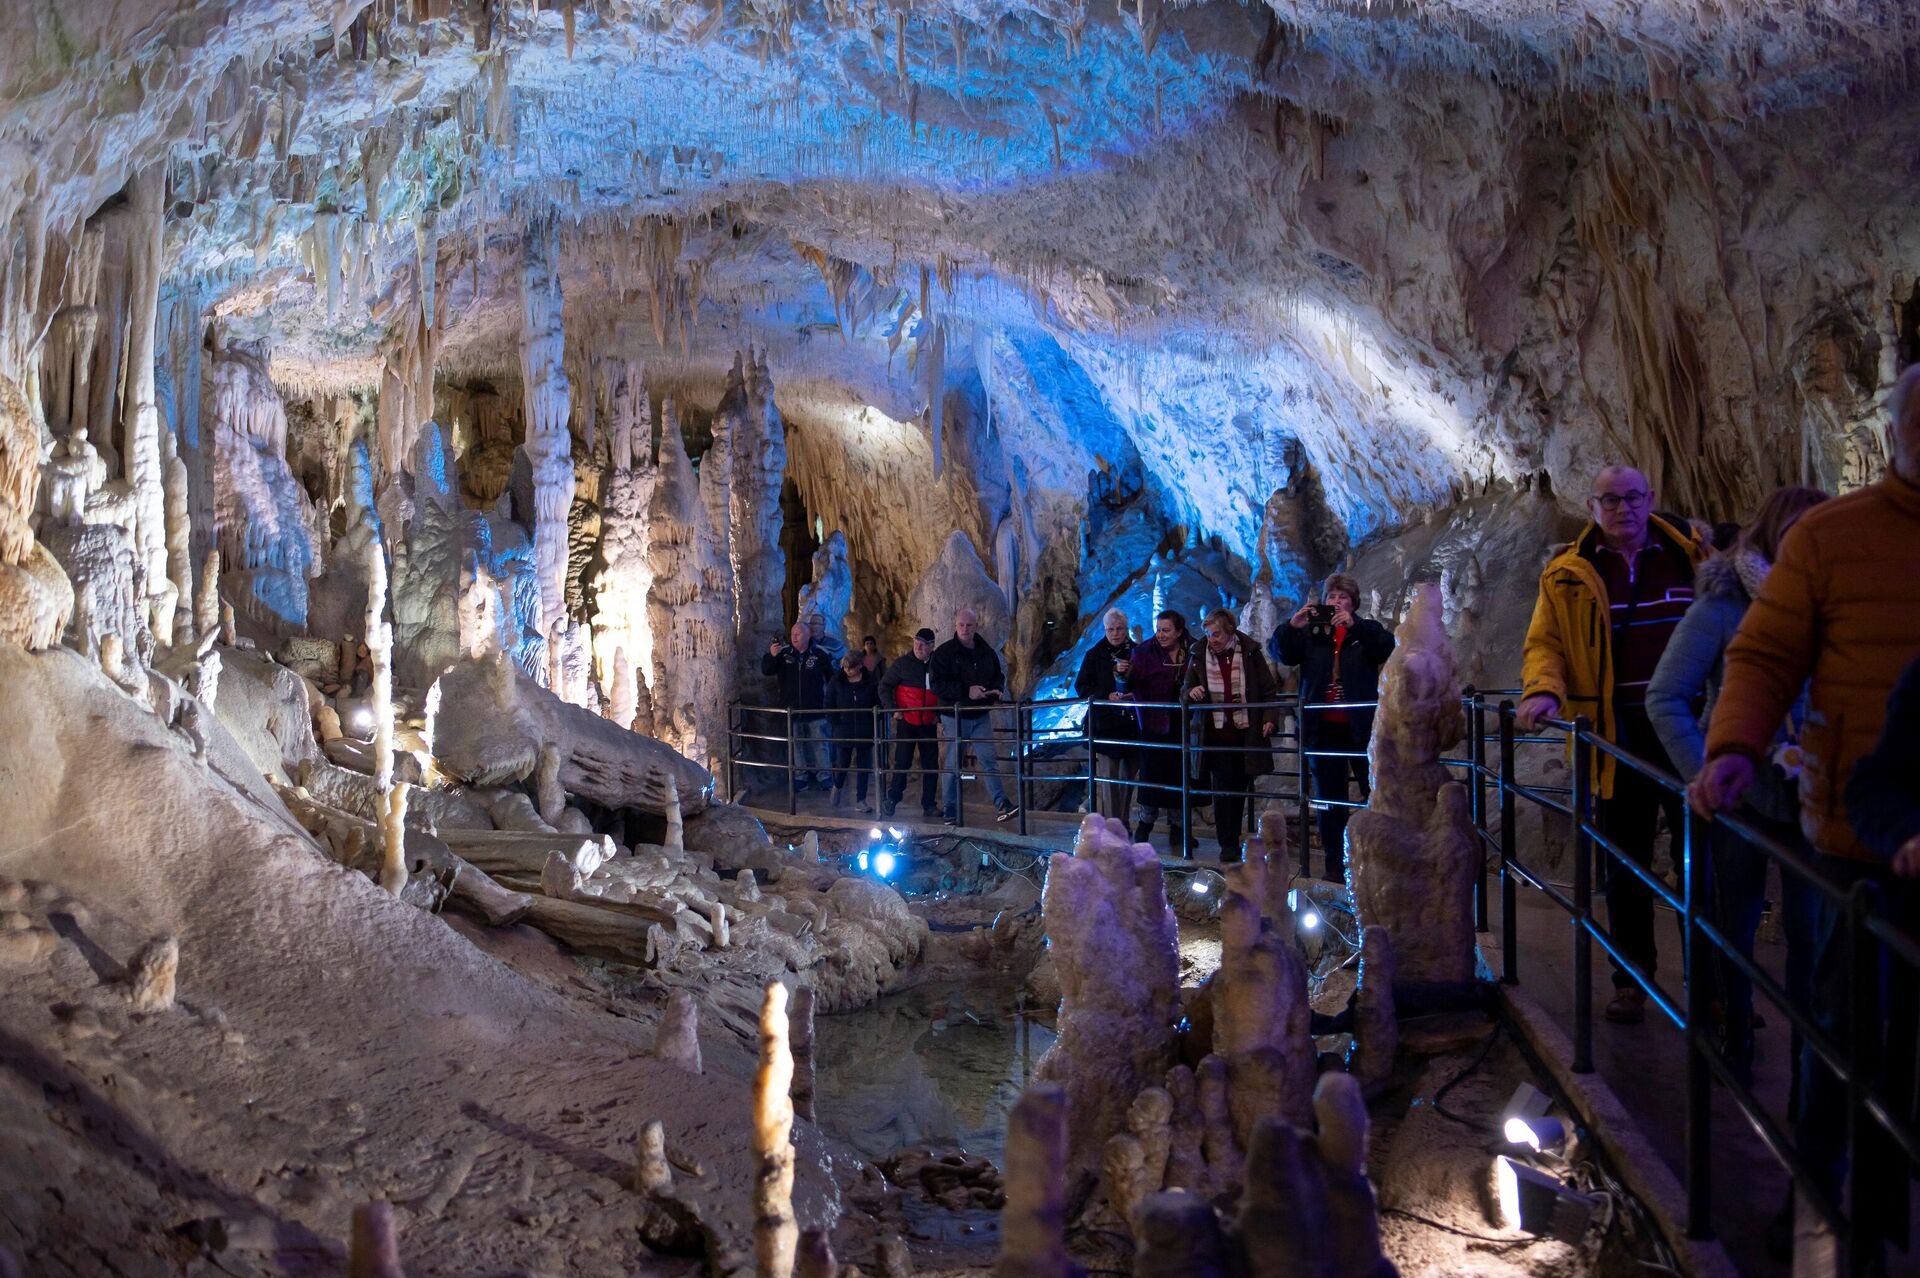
[{"xmin": 812, "ymin": 979, "xmax": 1058, "ymax": 1168}]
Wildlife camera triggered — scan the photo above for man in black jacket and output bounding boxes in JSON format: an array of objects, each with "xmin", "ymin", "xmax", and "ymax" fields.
[
  {"xmin": 1075, "ymin": 608, "xmax": 1137, "ymax": 818},
  {"xmin": 1270, "ymin": 574, "xmax": 1395, "ymax": 879},
  {"xmin": 930, "ymin": 608, "xmax": 1018, "ymax": 823},
  {"xmin": 761, "ymin": 620, "xmax": 834, "ymax": 790}
]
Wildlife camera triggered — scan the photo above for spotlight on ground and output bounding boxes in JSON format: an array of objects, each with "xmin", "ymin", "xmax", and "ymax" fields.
[
  {"xmin": 1499, "ymin": 1084, "xmax": 1557, "ymax": 1149},
  {"xmin": 1300, "ymin": 908, "xmax": 1321, "ymax": 931},
  {"xmin": 888, "ymin": 826, "xmax": 905, "ymax": 840},
  {"xmin": 1190, "ymin": 880, "xmax": 1210, "ymax": 896},
  {"xmin": 347, "ymin": 704, "xmax": 376, "ymax": 736},
  {"xmin": 869, "ymin": 827, "xmax": 883, "ymax": 840},
  {"xmin": 1496, "ymin": 1156, "xmax": 1595, "ymax": 1241},
  {"xmin": 872, "ymin": 849, "xmax": 898, "ymax": 879}
]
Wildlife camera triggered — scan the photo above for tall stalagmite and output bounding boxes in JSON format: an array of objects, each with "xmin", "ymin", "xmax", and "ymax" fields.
[
  {"xmin": 1034, "ymin": 814, "xmax": 1180, "ymax": 1180},
  {"xmin": 1346, "ymin": 583, "xmax": 1477, "ymax": 993},
  {"xmin": 519, "ymin": 222, "xmax": 576, "ymax": 662},
  {"xmin": 753, "ymin": 982, "xmax": 798, "ymax": 1278},
  {"xmin": 720, "ymin": 349, "xmax": 787, "ymax": 681},
  {"xmin": 646, "ymin": 398, "xmax": 732, "ymax": 773},
  {"xmin": 366, "ymin": 537, "xmax": 408, "ymax": 897}
]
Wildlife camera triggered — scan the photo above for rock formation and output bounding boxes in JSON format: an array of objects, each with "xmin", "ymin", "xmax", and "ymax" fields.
[
  {"xmin": 724, "ymin": 349, "xmax": 788, "ymax": 684},
  {"xmin": 646, "ymin": 400, "xmax": 732, "ymax": 774},
  {"xmin": 994, "ymin": 1084, "xmax": 1073, "ymax": 1278},
  {"xmin": 518, "ymin": 222, "xmax": 576, "ymax": 658},
  {"xmin": 754, "ymin": 981, "xmax": 798, "ymax": 1278},
  {"xmin": 1347, "ymin": 583, "xmax": 1479, "ymax": 995},
  {"xmin": 795, "ymin": 530, "xmax": 852, "ymax": 654},
  {"xmin": 0, "ymin": 373, "xmax": 73, "ymax": 649},
  {"xmin": 1034, "ymin": 814, "xmax": 1180, "ymax": 1180}
]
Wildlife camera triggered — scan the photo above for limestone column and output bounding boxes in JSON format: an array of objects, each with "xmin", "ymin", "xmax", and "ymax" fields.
[
  {"xmin": 518, "ymin": 222, "xmax": 575, "ymax": 656},
  {"xmin": 123, "ymin": 166, "xmax": 174, "ymax": 634},
  {"xmin": 727, "ymin": 348, "xmax": 787, "ymax": 683}
]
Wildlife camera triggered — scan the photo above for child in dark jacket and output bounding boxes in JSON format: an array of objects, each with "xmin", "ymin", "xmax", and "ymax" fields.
[{"xmin": 826, "ymin": 654, "xmax": 880, "ymax": 811}]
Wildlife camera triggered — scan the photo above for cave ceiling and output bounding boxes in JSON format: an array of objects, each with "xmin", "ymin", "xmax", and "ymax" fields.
[{"xmin": 3, "ymin": 0, "xmax": 1917, "ymax": 541}]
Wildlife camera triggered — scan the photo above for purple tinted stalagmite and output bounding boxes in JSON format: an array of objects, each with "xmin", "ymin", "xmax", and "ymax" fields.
[
  {"xmin": 1346, "ymin": 583, "xmax": 1477, "ymax": 991},
  {"xmin": 995, "ymin": 1084, "xmax": 1076, "ymax": 1278},
  {"xmin": 1034, "ymin": 814, "xmax": 1180, "ymax": 1179},
  {"xmin": 1212, "ymin": 877, "xmax": 1315, "ymax": 1143}
]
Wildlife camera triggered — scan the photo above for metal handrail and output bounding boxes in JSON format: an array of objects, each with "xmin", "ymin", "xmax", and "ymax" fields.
[{"xmin": 1471, "ymin": 694, "xmax": 1918, "ymax": 1272}]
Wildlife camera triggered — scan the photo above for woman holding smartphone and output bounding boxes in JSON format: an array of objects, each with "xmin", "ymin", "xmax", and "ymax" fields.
[{"xmin": 1271, "ymin": 574, "xmax": 1395, "ymax": 880}]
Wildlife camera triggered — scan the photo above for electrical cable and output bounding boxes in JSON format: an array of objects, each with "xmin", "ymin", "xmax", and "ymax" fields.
[
  {"xmin": 1382, "ymin": 1206, "xmax": 1533, "ymax": 1246},
  {"xmin": 1429, "ymin": 1021, "xmax": 1508, "ymax": 1129}
]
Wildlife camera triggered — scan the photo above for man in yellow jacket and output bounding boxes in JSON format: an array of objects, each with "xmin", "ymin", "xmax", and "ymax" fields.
[
  {"xmin": 1517, "ymin": 465, "xmax": 1705, "ymax": 1024},
  {"xmin": 1692, "ymin": 365, "xmax": 1920, "ymax": 1258}
]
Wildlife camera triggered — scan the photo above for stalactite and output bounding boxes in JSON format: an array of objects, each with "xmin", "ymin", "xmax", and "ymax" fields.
[
  {"xmin": 722, "ymin": 349, "xmax": 787, "ymax": 686},
  {"xmin": 162, "ymin": 436, "xmax": 191, "ymax": 644}
]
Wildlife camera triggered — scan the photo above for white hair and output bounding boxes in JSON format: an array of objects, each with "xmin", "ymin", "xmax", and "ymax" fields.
[{"xmin": 1103, "ymin": 608, "xmax": 1128, "ymax": 626}]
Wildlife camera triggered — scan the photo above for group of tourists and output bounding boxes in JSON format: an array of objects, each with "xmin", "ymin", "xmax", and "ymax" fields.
[
  {"xmin": 1511, "ymin": 364, "xmax": 1920, "ymax": 1256},
  {"xmin": 761, "ymin": 608, "xmax": 1020, "ymax": 824}
]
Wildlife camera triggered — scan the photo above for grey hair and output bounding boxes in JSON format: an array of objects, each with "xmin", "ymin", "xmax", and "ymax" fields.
[
  {"xmin": 1103, "ymin": 608, "xmax": 1129, "ymax": 626},
  {"xmin": 954, "ymin": 608, "xmax": 979, "ymax": 624}
]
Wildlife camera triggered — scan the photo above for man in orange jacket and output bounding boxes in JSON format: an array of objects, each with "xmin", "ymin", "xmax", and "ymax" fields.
[
  {"xmin": 1517, "ymin": 464, "xmax": 1705, "ymax": 1024},
  {"xmin": 1692, "ymin": 365, "xmax": 1920, "ymax": 1254}
]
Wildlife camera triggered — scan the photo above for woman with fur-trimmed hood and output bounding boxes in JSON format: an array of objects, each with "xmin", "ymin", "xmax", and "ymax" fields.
[{"xmin": 1646, "ymin": 484, "xmax": 1828, "ymax": 1088}]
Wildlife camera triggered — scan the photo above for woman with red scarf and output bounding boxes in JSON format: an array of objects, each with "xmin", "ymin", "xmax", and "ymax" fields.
[{"xmin": 1271, "ymin": 574, "xmax": 1394, "ymax": 879}]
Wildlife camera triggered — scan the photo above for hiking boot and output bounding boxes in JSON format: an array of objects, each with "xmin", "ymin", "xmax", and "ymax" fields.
[
  {"xmin": 1605, "ymin": 988, "xmax": 1648, "ymax": 1024},
  {"xmin": 1131, "ymin": 819, "xmax": 1155, "ymax": 844},
  {"xmin": 880, "ymin": 800, "xmax": 897, "ymax": 818},
  {"xmin": 996, "ymin": 800, "xmax": 1020, "ymax": 823}
]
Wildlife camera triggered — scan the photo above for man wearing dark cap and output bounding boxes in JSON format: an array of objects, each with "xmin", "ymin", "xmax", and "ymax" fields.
[{"xmin": 878, "ymin": 627, "xmax": 942, "ymax": 818}]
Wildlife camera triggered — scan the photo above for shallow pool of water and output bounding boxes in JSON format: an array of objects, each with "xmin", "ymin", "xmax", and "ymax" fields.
[{"xmin": 812, "ymin": 979, "xmax": 1057, "ymax": 1170}]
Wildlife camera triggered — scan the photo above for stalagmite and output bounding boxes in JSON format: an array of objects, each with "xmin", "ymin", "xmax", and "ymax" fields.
[
  {"xmin": 1212, "ymin": 882, "xmax": 1315, "ymax": 1143},
  {"xmin": 646, "ymin": 403, "xmax": 732, "ymax": 772},
  {"xmin": 0, "ymin": 373, "xmax": 74, "ymax": 650},
  {"xmin": 995, "ymin": 1085, "xmax": 1071, "ymax": 1278},
  {"xmin": 366, "ymin": 540, "xmax": 408, "ymax": 898},
  {"xmin": 123, "ymin": 167, "xmax": 174, "ymax": 637},
  {"xmin": 719, "ymin": 349, "xmax": 788, "ymax": 684},
  {"xmin": 163, "ymin": 442, "xmax": 192, "ymax": 644},
  {"xmin": 664, "ymin": 773, "xmax": 685, "ymax": 850},
  {"xmin": 1034, "ymin": 814, "xmax": 1179, "ymax": 1179},
  {"xmin": 124, "ymin": 935, "xmax": 179, "ymax": 1011},
  {"xmin": 536, "ymin": 742, "xmax": 565, "ymax": 826},
  {"xmin": 1161, "ymin": 1064, "xmax": 1207, "ymax": 1192},
  {"xmin": 1134, "ymin": 1191, "xmax": 1229, "ymax": 1277},
  {"xmin": 635, "ymin": 1120, "xmax": 673, "ymax": 1193},
  {"xmin": 1346, "ymin": 583, "xmax": 1477, "ymax": 994},
  {"xmin": 753, "ymin": 982, "xmax": 798, "ymax": 1278},
  {"xmin": 1195, "ymin": 1055, "xmax": 1241, "ymax": 1196},
  {"xmin": 1312, "ymin": 1073, "xmax": 1396, "ymax": 1278},
  {"xmin": 195, "ymin": 548, "xmax": 221, "ymax": 642},
  {"xmin": 347, "ymin": 1201, "xmax": 405, "ymax": 1278},
  {"xmin": 797, "ymin": 1230, "xmax": 840, "ymax": 1278},
  {"xmin": 789, "ymin": 985, "xmax": 816, "ymax": 1121},
  {"xmin": 1346, "ymin": 927, "xmax": 1398, "ymax": 1093},
  {"xmin": 653, "ymin": 989, "xmax": 703, "ymax": 1073},
  {"xmin": 518, "ymin": 222, "xmax": 576, "ymax": 654}
]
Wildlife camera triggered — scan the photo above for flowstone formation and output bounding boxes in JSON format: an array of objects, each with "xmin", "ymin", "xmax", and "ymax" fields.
[
  {"xmin": 1347, "ymin": 583, "xmax": 1479, "ymax": 996},
  {"xmin": 1034, "ymin": 814, "xmax": 1181, "ymax": 1182},
  {"xmin": 0, "ymin": 373, "xmax": 73, "ymax": 649}
]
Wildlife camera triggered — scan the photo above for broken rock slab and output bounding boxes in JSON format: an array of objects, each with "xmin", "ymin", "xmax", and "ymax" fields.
[{"xmin": 431, "ymin": 652, "xmax": 711, "ymax": 818}]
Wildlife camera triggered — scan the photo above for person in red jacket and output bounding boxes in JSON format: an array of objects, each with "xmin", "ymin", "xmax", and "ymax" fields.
[{"xmin": 878, "ymin": 628, "xmax": 941, "ymax": 819}]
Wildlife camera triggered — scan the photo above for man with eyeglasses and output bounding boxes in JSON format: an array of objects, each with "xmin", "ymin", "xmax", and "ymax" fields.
[{"xmin": 1518, "ymin": 464, "xmax": 1706, "ymax": 1024}]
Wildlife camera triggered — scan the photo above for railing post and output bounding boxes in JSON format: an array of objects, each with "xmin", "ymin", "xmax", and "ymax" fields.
[
  {"xmin": 1178, "ymin": 698, "xmax": 1192, "ymax": 859},
  {"xmin": 1682, "ymin": 800, "xmax": 1713, "ymax": 1239},
  {"xmin": 1467, "ymin": 687, "xmax": 1489, "ymax": 933},
  {"xmin": 724, "ymin": 704, "xmax": 737, "ymax": 805},
  {"xmin": 786, "ymin": 709, "xmax": 798, "ymax": 817},
  {"xmin": 1844, "ymin": 882, "xmax": 1878, "ymax": 1278},
  {"xmin": 1297, "ymin": 698, "xmax": 1312, "ymax": 878},
  {"xmin": 1571, "ymin": 716, "xmax": 1595, "ymax": 1074},
  {"xmin": 1014, "ymin": 702, "xmax": 1029, "ymax": 837},
  {"xmin": 953, "ymin": 715, "xmax": 967, "ymax": 829},
  {"xmin": 1499, "ymin": 700, "xmax": 1519, "ymax": 983},
  {"xmin": 1086, "ymin": 698, "xmax": 1097, "ymax": 819}
]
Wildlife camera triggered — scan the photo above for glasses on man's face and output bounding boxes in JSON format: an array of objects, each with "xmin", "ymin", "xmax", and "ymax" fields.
[{"xmin": 1592, "ymin": 490, "xmax": 1649, "ymax": 512}]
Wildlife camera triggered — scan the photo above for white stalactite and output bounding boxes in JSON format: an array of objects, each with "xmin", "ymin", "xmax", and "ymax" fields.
[
  {"xmin": 123, "ymin": 167, "xmax": 174, "ymax": 635},
  {"xmin": 366, "ymin": 538, "xmax": 408, "ymax": 898}
]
